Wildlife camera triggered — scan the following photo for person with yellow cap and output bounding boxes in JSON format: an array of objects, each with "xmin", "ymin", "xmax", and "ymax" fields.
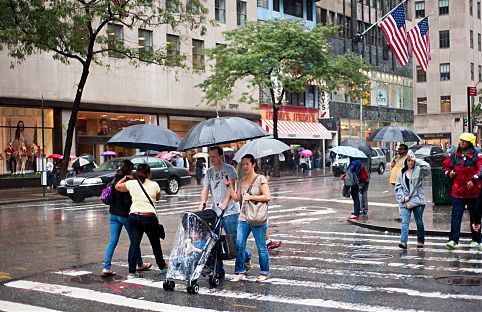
[{"xmin": 443, "ymin": 132, "xmax": 482, "ymax": 249}]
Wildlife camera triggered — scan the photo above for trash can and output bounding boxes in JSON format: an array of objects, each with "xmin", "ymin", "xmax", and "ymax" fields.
[{"xmin": 431, "ymin": 167, "xmax": 452, "ymax": 205}]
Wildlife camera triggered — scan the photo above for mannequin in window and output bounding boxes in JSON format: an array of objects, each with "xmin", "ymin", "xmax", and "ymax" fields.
[{"xmin": 97, "ymin": 118, "xmax": 109, "ymax": 136}]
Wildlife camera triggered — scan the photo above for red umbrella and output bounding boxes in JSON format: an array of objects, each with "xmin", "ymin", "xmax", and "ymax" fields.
[
  {"xmin": 155, "ymin": 151, "xmax": 169, "ymax": 158},
  {"xmin": 47, "ymin": 154, "xmax": 62, "ymax": 159}
]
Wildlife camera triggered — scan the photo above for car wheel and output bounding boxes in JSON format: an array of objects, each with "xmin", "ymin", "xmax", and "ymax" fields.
[
  {"xmin": 377, "ymin": 163, "xmax": 385, "ymax": 175},
  {"xmin": 69, "ymin": 195, "xmax": 85, "ymax": 203},
  {"xmin": 165, "ymin": 177, "xmax": 180, "ymax": 195}
]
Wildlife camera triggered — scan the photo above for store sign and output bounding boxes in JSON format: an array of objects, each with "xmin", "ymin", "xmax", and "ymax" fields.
[
  {"xmin": 259, "ymin": 104, "xmax": 318, "ymax": 122},
  {"xmin": 318, "ymin": 91, "xmax": 330, "ymax": 119},
  {"xmin": 376, "ymin": 89, "xmax": 388, "ymax": 106}
]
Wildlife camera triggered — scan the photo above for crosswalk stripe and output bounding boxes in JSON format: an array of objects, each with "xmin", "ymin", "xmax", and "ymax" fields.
[
  {"xmin": 0, "ymin": 300, "xmax": 63, "ymax": 312},
  {"xmin": 54, "ymin": 269, "xmax": 92, "ymax": 276},
  {"xmin": 5, "ymin": 280, "xmax": 220, "ymax": 312},
  {"xmin": 271, "ymin": 196, "xmax": 399, "ymax": 207},
  {"xmin": 297, "ymin": 230, "xmax": 473, "ymax": 242}
]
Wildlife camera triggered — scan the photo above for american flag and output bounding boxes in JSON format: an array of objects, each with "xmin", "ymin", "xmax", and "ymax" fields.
[
  {"xmin": 379, "ymin": 4, "xmax": 408, "ymax": 66},
  {"xmin": 408, "ymin": 17, "xmax": 431, "ymax": 72}
]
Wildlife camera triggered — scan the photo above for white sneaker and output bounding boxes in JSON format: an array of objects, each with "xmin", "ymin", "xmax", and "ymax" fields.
[{"xmin": 469, "ymin": 241, "xmax": 480, "ymax": 248}]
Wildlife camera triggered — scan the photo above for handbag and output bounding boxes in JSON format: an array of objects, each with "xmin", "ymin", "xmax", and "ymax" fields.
[
  {"xmin": 136, "ymin": 179, "xmax": 165, "ymax": 240},
  {"xmin": 342, "ymin": 185, "xmax": 351, "ymax": 198},
  {"xmin": 243, "ymin": 175, "xmax": 268, "ymax": 226},
  {"xmin": 100, "ymin": 180, "xmax": 114, "ymax": 205},
  {"xmin": 217, "ymin": 230, "xmax": 237, "ymax": 260}
]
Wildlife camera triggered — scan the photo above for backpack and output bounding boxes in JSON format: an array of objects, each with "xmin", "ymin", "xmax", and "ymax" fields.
[{"xmin": 359, "ymin": 166, "xmax": 369, "ymax": 183}]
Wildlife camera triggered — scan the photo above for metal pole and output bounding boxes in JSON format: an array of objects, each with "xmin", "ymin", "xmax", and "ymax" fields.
[
  {"xmin": 360, "ymin": 98, "xmax": 363, "ymax": 140},
  {"xmin": 359, "ymin": 0, "xmax": 409, "ymax": 36}
]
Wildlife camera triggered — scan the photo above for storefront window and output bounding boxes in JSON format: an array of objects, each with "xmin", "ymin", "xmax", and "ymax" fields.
[
  {"xmin": 0, "ymin": 107, "xmax": 54, "ymax": 174},
  {"xmin": 169, "ymin": 116, "xmax": 205, "ymax": 171}
]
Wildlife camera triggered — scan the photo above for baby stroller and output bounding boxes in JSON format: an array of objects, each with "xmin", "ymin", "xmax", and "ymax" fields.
[{"xmin": 163, "ymin": 209, "xmax": 225, "ymax": 294}]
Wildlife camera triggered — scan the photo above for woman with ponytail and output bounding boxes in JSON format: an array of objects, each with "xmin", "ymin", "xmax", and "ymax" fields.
[{"xmin": 116, "ymin": 163, "xmax": 167, "ymax": 279}]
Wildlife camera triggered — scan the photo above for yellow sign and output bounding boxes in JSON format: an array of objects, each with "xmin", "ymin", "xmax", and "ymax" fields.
[{"xmin": 260, "ymin": 104, "xmax": 318, "ymax": 122}]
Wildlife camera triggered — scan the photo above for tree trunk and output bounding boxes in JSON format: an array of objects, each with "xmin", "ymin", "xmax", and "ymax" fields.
[
  {"xmin": 270, "ymin": 88, "xmax": 282, "ymax": 177},
  {"xmin": 59, "ymin": 59, "xmax": 91, "ymax": 180}
]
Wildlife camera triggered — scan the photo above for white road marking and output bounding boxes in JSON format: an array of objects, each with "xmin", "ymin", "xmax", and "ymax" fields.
[
  {"xmin": 53, "ymin": 269, "xmax": 92, "ymax": 276},
  {"xmin": 0, "ymin": 300, "xmax": 63, "ymax": 312},
  {"xmin": 271, "ymin": 195, "xmax": 399, "ymax": 207},
  {"xmin": 5, "ymin": 280, "xmax": 221, "ymax": 312}
]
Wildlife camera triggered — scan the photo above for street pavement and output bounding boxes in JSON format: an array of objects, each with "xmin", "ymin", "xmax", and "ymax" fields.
[{"xmin": 0, "ymin": 169, "xmax": 480, "ymax": 311}]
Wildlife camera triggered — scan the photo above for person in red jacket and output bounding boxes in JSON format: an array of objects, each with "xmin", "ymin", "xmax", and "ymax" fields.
[{"xmin": 443, "ymin": 133, "xmax": 482, "ymax": 248}]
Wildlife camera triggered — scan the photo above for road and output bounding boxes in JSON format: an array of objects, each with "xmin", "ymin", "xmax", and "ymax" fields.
[{"xmin": 0, "ymin": 173, "xmax": 481, "ymax": 311}]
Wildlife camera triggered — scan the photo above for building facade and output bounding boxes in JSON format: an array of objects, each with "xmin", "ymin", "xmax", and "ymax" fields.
[
  {"xmin": 410, "ymin": 1, "xmax": 480, "ymax": 147},
  {"xmin": 0, "ymin": 1, "xmax": 257, "ymax": 174}
]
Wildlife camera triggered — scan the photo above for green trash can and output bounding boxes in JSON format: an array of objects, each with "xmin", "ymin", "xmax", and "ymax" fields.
[{"xmin": 431, "ymin": 167, "xmax": 452, "ymax": 205}]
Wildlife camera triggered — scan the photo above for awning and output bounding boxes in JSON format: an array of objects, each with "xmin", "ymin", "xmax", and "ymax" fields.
[{"xmin": 261, "ymin": 120, "xmax": 332, "ymax": 140}]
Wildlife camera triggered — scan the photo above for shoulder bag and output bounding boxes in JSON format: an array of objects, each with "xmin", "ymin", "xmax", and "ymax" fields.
[
  {"xmin": 100, "ymin": 180, "xmax": 114, "ymax": 205},
  {"xmin": 243, "ymin": 175, "xmax": 269, "ymax": 226},
  {"xmin": 136, "ymin": 179, "xmax": 165, "ymax": 240}
]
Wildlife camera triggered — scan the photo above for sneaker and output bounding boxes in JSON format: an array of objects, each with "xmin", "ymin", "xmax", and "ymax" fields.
[
  {"xmin": 394, "ymin": 217, "xmax": 402, "ymax": 222},
  {"xmin": 245, "ymin": 259, "xmax": 252, "ymax": 271},
  {"xmin": 267, "ymin": 240, "xmax": 282, "ymax": 250},
  {"xmin": 469, "ymin": 241, "xmax": 480, "ymax": 248},
  {"xmin": 257, "ymin": 274, "xmax": 269, "ymax": 282},
  {"xmin": 398, "ymin": 242, "xmax": 407, "ymax": 249},
  {"xmin": 361, "ymin": 208, "xmax": 368, "ymax": 215},
  {"xmin": 230, "ymin": 274, "xmax": 247, "ymax": 282},
  {"xmin": 445, "ymin": 240, "xmax": 458, "ymax": 249},
  {"xmin": 416, "ymin": 242, "xmax": 424, "ymax": 248},
  {"xmin": 347, "ymin": 215, "xmax": 359, "ymax": 220},
  {"xmin": 159, "ymin": 263, "xmax": 168, "ymax": 273},
  {"xmin": 127, "ymin": 273, "xmax": 140, "ymax": 280}
]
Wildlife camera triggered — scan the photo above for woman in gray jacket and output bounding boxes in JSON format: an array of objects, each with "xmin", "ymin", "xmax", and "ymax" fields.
[{"xmin": 394, "ymin": 151, "xmax": 431, "ymax": 249}]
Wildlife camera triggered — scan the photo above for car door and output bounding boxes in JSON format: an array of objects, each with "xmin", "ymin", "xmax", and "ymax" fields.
[
  {"xmin": 370, "ymin": 149, "xmax": 379, "ymax": 171},
  {"xmin": 147, "ymin": 158, "xmax": 169, "ymax": 188}
]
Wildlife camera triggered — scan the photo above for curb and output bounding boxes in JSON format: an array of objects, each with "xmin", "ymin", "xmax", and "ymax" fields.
[{"xmin": 347, "ymin": 219, "xmax": 473, "ymax": 238}]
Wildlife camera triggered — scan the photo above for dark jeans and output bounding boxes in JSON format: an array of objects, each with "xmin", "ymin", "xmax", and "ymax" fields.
[
  {"xmin": 127, "ymin": 214, "xmax": 166, "ymax": 274},
  {"xmin": 450, "ymin": 198, "xmax": 481, "ymax": 244},
  {"xmin": 8, "ymin": 157, "xmax": 16, "ymax": 174},
  {"xmin": 351, "ymin": 184, "xmax": 360, "ymax": 216}
]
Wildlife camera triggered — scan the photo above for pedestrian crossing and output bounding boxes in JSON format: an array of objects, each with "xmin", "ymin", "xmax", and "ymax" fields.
[{"xmin": 2, "ymin": 226, "xmax": 481, "ymax": 311}]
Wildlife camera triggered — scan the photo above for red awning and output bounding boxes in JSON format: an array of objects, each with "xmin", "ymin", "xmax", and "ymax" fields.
[{"xmin": 261, "ymin": 120, "xmax": 332, "ymax": 140}]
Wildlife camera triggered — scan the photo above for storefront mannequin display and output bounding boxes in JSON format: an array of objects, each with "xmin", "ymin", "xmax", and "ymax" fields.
[
  {"xmin": 5, "ymin": 142, "xmax": 16, "ymax": 174},
  {"xmin": 18, "ymin": 143, "xmax": 28, "ymax": 174}
]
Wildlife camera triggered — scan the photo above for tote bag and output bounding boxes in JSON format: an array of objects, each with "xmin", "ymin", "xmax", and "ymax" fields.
[{"xmin": 243, "ymin": 175, "xmax": 268, "ymax": 226}]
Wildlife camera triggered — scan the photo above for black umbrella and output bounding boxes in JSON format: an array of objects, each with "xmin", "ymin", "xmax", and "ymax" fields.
[
  {"xmin": 178, "ymin": 117, "xmax": 268, "ymax": 151},
  {"xmin": 340, "ymin": 139, "xmax": 373, "ymax": 157},
  {"xmin": 107, "ymin": 124, "xmax": 180, "ymax": 151},
  {"xmin": 367, "ymin": 126, "xmax": 421, "ymax": 142}
]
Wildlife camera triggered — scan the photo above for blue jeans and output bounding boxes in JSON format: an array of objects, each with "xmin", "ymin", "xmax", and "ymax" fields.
[
  {"xmin": 351, "ymin": 184, "xmax": 360, "ymax": 216},
  {"xmin": 400, "ymin": 205, "xmax": 425, "ymax": 244},
  {"xmin": 235, "ymin": 221, "xmax": 270, "ymax": 276},
  {"xmin": 216, "ymin": 213, "xmax": 239, "ymax": 276},
  {"xmin": 103, "ymin": 213, "xmax": 143, "ymax": 270},
  {"xmin": 450, "ymin": 198, "xmax": 481, "ymax": 244}
]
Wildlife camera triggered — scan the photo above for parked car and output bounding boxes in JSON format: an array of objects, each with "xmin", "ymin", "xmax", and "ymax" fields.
[
  {"xmin": 332, "ymin": 147, "xmax": 386, "ymax": 177},
  {"xmin": 409, "ymin": 144, "xmax": 446, "ymax": 167},
  {"xmin": 58, "ymin": 156, "xmax": 191, "ymax": 202}
]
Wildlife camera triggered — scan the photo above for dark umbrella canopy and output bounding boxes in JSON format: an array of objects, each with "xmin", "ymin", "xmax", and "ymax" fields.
[
  {"xmin": 367, "ymin": 126, "xmax": 421, "ymax": 142},
  {"xmin": 340, "ymin": 139, "xmax": 373, "ymax": 157},
  {"xmin": 178, "ymin": 117, "xmax": 268, "ymax": 151},
  {"xmin": 107, "ymin": 124, "xmax": 180, "ymax": 151}
]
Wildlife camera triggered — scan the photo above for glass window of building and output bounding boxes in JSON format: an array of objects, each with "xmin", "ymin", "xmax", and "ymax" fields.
[
  {"xmin": 470, "ymin": 30, "xmax": 474, "ymax": 48},
  {"xmin": 479, "ymin": 33, "xmax": 481, "ymax": 51},
  {"xmin": 307, "ymin": 86, "xmax": 315, "ymax": 108},
  {"xmin": 440, "ymin": 63, "xmax": 450, "ymax": 81},
  {"xmin": 416, "ymin": 66, "xmax": 426, "ymax": 82},
  {"xmin": 478, "ymin": 1, "xmax": 481, "ymax": 18},
  {"xmin": 417, "ymin": 98, "xmax": 427, "ymax": 114},
  {"xmin": 470, "ymin": 0, "xmax": 473, "ymax": 15},
  {"xmin": 439, "ymin": 0, "xmax": 449, "ymax": 15},
  {"xmin": 317, "ymin": 7, "xmax": 327, "ymax": 24},
  {"xmin": 237, "ymin": 1, "xmax": 247, "ymax": 26},
  {"xmin": 440, "ymin": 96, "xmax": 451, "ymax": 112},
  {"xmin": 284, "ymin": 0, "xmax": 303, "ymax": 18},
  {"xmin": 479, "ymin": 65, "xmax": 481, "ymax": 81},
  {"xmin": 415, "ymin": 1, "xmax": 425, "ymax": 18},
  {"xmin": 192, "ymin": 39, "xmax": 205, "ymax": 70},
  {"xmin": 138, "ymin": 29, "xmax": 153, "ymax": 56},
  {"xmin": 306, "ymin": 0, "xmax": 313, "ymax": 21},
  {"xmin": 439, "ymin": 30, "xmax": 450, "ymax": 48},
  {"xmin": 285, "ymin": 90, "xmax": 305, "ymax": 106},
  {"xmin": 215, "ymin": 0, "xmax": 226, "ymax": 23},
  {"xmin": 165, "ymin": 0, "xmax": 179, "ymax": 12},
  {"xmin": 471, "ymin": 62, "xmax": 475, "ymax": 80},
  {"xmin": 166, "ymin": 34, "xmax": 180, "ymax": 66},
  {"xmin": 273, "ymin": 0, "xmax": 280, "ymax": 12},
  {"xmin": 107, "ymin": 24, "xmax": 124, "ymax": 58},
  {"xmin": 257, "ymin": 0, "xmax": 268, "ymax": 8}
]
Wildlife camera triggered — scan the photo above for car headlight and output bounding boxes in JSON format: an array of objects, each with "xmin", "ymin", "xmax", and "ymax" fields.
[
  {"xmin": 83, "ymin": 178, "xmax": 103, "ymax": 185},
  {"xmin": 60, "ymin": 180, "xmax": 65, "ymax": 186}
]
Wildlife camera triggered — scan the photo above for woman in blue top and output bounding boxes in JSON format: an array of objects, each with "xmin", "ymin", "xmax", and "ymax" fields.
[{"xmin": 395, "ymin": 151, "xmax": 431, "ymax": 249}]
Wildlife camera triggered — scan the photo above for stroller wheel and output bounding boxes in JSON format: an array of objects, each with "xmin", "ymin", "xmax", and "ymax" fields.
[
  {"xmin": 163, "ymin": 280, "xmax": 175, "ymax": 291},
  {"xmin": 187, "ymin": 283, "xmax": 199, "ymax": 294},
  {"xmin": 209, "ymin": 275, "xmax": 220, "ymax": 288}
]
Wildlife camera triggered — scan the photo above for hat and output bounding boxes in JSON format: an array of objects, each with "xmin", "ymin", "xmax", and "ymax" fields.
[{"xmin": 459, "ymin": 133, "xmax": 476, "ymax": 146}]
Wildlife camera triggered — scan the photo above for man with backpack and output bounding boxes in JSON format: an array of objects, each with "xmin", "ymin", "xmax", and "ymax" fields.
[{"xmin": 444, "ymin": 133, "xmax": 482, "ymax": 249}]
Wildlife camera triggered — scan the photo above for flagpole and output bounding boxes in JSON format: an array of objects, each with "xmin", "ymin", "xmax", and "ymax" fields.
[{"xmin": 357, "ymin": 0, "xmax": 410, "ymax": 37}]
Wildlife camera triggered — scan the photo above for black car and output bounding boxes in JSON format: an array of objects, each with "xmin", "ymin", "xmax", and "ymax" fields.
[
  {"xmin": 409, "ymin": 144, "xmax": 446, "ymax": 167},
  {"xmin": 58, "ymin": 156, "xmax": 191, "ymax": 202}
]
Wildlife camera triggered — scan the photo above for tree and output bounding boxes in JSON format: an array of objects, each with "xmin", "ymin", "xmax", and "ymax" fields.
[{"xmin": 0, "ymin": 0, "xmax": 208, "ymax": 179}]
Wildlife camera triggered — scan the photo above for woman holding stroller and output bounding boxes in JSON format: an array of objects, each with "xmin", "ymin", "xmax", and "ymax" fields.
[
  {"xmin": 116, "ymin": 164, "xmax": 168, "ymax": 279},
  {"xmin": 101, "ymin": 160, "xmax": 151, "ymax": 276},
  {"xmin": 226, "ymin": 154, "xmax": 271, "ymax": 282},
  {"xmin": 394, "ymin": 151, "xmax": 431, "ymax": 249}
]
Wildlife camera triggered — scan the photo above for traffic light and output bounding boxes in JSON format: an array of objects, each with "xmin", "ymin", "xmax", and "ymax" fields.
[{"xmin": 463, "ymin": 116, "xmax": 468, "ymax": 127}]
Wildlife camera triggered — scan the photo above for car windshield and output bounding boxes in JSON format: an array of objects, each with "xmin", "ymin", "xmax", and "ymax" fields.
[
  {"xmin": 94, "ymin": 159, "xmax": 124, "ymax": 171},
  {"xmin": 410, "ymin": 146, "xmax": 431, "ymax": 156}
]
